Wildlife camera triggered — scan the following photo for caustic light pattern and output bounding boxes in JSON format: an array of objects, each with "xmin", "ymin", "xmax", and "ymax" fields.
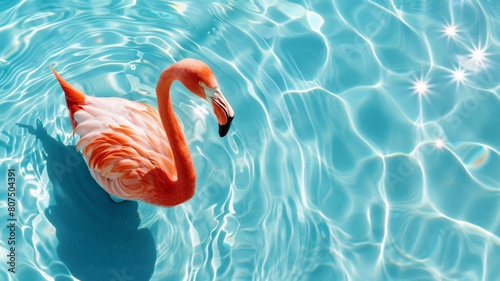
[{"xmin": 1, "ymin": 0, "xmax": 499, "ymax": 281}]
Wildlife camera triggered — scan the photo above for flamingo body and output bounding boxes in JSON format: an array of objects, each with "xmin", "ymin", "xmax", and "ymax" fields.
[{"xmin": 51, "ymin": 59, "xmax": 234, "ymax": 207}]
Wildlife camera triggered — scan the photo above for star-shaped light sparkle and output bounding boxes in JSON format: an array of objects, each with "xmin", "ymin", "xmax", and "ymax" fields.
[
  {"xmin": 469, "ymin": 45, "xmax": 488, "ymax": 67},
  {"xmin": 434, "ymin": 139, "xmax": 445, "ymax": 149},
  {"xmin": 442, "ymin": 23, "xmax": 459, "ymax": 41},
  {"xmin": 457, "ymin": 44, "xmax": 490, "ymax": 73},
  {"xmin": 449, "ymin": 66, "xmax": 469, "ymax": 86},
  {"xmin": 411, "ymin": 77, "xmax": 432, "ymax": 96}
]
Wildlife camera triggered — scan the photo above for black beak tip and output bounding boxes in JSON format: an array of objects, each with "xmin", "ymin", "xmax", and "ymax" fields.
[{"xmin": 218, "ymin": 116, "xmax": 234, "ymax": 137}]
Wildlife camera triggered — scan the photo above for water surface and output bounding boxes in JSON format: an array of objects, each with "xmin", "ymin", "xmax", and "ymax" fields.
[{"xmin": 1, "ymin": 0, "xmax": 500, "ymax": 280}]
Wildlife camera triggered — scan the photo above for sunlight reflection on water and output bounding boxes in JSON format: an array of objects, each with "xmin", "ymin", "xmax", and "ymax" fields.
[{"xmin": 1, "ymin": 0, "xmax": 500, "ymax": 280}]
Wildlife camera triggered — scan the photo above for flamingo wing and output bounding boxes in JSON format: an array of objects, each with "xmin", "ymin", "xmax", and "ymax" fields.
[{"xmin": 73, "ymin": 96, "xmax": 177, "ymax": 199}]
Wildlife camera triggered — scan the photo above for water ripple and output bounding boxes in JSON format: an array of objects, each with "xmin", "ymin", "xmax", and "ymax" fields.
[{"xmin": 1, "ymin": 0, "xmax": 500, "ymax": 280}]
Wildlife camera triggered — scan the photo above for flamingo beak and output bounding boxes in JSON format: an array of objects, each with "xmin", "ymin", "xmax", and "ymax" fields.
[
  {"xmin": 218, "ymin": 115, "xmax": 234, "ymax": 137},
  {"xmin": 210, "ymin": 90, "xmax": 234, "ymax": 137}
]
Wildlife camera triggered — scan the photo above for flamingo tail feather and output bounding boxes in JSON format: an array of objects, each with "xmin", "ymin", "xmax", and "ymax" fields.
[{"xmin": 50, "ymin": 67, "xmax": 86, "ymax": 129}]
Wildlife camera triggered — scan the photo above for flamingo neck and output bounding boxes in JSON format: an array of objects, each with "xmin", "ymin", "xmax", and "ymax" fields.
[{"xmin": 155, "ymin": 68, "xmax": 196, "ymax": 205}]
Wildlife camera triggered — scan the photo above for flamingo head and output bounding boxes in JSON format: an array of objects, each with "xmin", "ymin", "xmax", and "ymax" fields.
[{"xmin": 175, "ymin": 59, "xmax": 234, "ymax": 137}]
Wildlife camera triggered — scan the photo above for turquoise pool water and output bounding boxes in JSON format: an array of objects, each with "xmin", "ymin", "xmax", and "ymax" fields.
[{"xmin": 1, "ymin": 0, "xmax": 500, "ymax": 280}]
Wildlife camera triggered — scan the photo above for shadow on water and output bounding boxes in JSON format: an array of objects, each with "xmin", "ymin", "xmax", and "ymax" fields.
[{"xmin": 18, "ymin": 120, "xmax": 156, "ymax": 281}]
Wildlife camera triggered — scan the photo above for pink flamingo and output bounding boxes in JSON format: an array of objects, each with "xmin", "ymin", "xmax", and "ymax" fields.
[{"xmin": 51, "ymin": 59, "xmax": 234, "ymax": 207}]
